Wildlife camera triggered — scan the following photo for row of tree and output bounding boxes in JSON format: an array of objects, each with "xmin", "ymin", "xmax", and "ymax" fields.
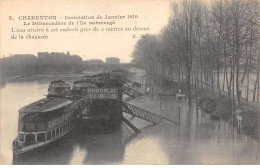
[{"xmin": 131, "ymin": 0, "xmax": 260, "ymax": 105}]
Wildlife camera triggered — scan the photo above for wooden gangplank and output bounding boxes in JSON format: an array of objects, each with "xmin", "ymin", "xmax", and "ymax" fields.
[
  {"xmin": 123, "ymin": 85, "xmax": 144, "ymax": 98},
  {"xmin": 122, "ymin": 116, "xmax": 141, "ymax": 133},
  {"xmin": 122, "ymin": 102, "xmax": 177, "ymax": 125},
  {"xmin": 125, "ymin": 78, "xmax": 142, "ymax": 87}
]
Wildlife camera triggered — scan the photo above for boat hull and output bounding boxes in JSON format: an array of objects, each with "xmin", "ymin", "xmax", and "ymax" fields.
[
  {"xmin": 75, "ymin": 116, "xmax": 121, "ymax": 134},
  {"xmin": 13, "ymin": 127, "xmax": 73, "ymax": 158}
]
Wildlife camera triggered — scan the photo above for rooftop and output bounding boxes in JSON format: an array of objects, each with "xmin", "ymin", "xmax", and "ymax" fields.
[
  {"xmin": 75, "ymin": 82, "xmax": 96, "ymax": 88},
  {"xmin": 19, "ymin": 97, "xmax": 72, "ymax": 113},
  {"xmin": 49, "ymin": 80, "xmax": 71, "ymax": 88}
]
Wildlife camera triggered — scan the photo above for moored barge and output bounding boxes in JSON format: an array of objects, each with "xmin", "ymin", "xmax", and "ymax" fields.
[
  {"xmin": 13, "ymin": 97, "xmax": 74, "ymax": 155},
  {"xmin": 75, "ymin": 70, "xmax": 124, "ymax": 134},
  {"xmin": 13, "ymin": 70, "xmax": 125, "ymax": 155},
  {"xmin": 12, "ymin": 80, "xmax": 79, "ymax": 156}
]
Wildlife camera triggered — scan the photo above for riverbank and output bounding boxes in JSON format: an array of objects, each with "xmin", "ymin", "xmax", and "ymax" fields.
[
  {"xmin": 4, "ymin": 70, "xmax": 103, "ymax": 84},
  {"xmin": 126, "ymin": 67, "xmax": 259, "ymax": 140},
  {"xmin": 196, "ymin": 90, "xmax": 259, "ymax": 140}
]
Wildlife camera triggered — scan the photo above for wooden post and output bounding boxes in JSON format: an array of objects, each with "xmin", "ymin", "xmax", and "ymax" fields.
[
  {"xmin": 237, "ymin": 114, "xmax": 242, "ymax": 134},
  {"xmin": 122, "ymin": 116, "xmax": 140, "ymax": 133},
  {"xmin": 160, "ymin": 94, "xmax": 161, "ymax": 111},
  {"xmin": 35, "ymin": 133, "xmax": 37, "ymax": 143}
]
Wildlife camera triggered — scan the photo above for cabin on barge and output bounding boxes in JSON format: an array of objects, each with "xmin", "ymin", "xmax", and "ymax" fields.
[
  {"xmin": 13, "ymin": 97, "xmax": 74, "ymax": 155},
  {"xmin": 75, "ymin": 70, "xmax": 124, "ymax": 133},
  {"xmin": 13, "ymin": 80, "xmax": 77, "ymax": 155}
]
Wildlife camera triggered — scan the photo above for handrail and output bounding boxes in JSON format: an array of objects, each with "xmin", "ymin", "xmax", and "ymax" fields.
[{"xmin": 122, "ymin": 101, "xmax": 177, "ymax": 125}]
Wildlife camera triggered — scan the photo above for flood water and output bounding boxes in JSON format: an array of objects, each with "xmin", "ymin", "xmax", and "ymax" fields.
[{"xmin": 0, "ymin": 74, "xmax": 259, "ymax": 165}]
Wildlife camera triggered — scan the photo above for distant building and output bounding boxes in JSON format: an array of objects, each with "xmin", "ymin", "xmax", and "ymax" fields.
[
  {"xmin": 86, "ymin": 59, "xmax": 104, "ymax": 64},
  {"xmin": 38, "ymin": 52, "xmax": 52, "ymax": 65},
  {"xmin": 37, "ymin": 52, "xmax": 82, "ymax": 65},
  {"xmin": 2, "ymin": 54, "xmax": 37, "ymax": 76},
  {"xmin": 106, "ymin": 57, "xmax": 120, "ymax": 64},
  {"xmin": 9, "ymin": 54, "xmax": 37, "ymax": 65}
]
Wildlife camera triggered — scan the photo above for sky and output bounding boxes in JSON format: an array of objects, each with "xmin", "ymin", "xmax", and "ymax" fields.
[{"xmin": 0, "ymin": 0, "xmax": 171, "ymax": 63}]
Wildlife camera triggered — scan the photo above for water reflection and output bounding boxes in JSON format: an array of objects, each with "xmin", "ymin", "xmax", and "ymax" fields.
[
  {"xmin": 13, "ymin": 133, "xmax": 75, "ymax": 165},
  {"xmin": 14, "ymin": 124, "xmax": 127, "ymax": 165},
  {"xmin": 73, "ymin": 126, "xmax": 125, "ymax": 165}
]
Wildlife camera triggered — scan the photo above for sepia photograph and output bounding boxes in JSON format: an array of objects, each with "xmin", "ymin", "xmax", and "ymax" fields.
[{"xmin": 0, "ymin": 0, "xmax": 260, "ymax": 165}]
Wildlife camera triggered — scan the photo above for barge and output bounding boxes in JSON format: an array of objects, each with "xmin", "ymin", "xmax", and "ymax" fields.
[
  {"xmin": 12, "ymin": 80, "xmax": 80, "ymax": 156},
  {"xmin": 74, "ymin": 70, "xmax": 124, "ymax": 134},
  {"xmin": 13, "ymin": 70, "xmax": 125, "ymax": 156}
]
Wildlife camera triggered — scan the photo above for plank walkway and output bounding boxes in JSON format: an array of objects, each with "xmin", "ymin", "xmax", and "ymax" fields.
[
  {"xmin": 123, "ymin": 85, "xmax": 144, "ymax": 98},
  {"xmin": 122, "ymin": 101, "xmax": 177, "ymax": 125}
]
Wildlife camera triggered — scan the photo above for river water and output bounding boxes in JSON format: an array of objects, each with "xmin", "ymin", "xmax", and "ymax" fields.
[{"xmin": 0, "ymin": 74, "xmax": 259, "ymax": 165}]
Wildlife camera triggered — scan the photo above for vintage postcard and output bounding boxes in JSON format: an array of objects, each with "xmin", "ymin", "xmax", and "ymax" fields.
[{"xmin": 0, "ymin": 0, "xmax": 260, "ymax": 165}]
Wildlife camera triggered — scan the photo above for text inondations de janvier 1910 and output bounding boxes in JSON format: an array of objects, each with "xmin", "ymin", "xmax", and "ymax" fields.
[{"xmin": 8, "ymin": 15, "xmax": 151, "ymax": 40}]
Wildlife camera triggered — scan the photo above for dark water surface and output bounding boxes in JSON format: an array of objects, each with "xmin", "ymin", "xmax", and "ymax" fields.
[{"xmin": 0, "ymin": 76, "xmax": 259, "ymax": 164}]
